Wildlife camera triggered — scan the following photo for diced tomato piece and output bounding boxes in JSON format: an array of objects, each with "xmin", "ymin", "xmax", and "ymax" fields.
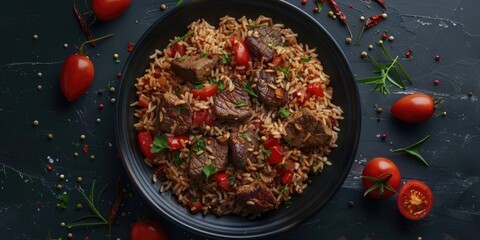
[
  {"xmin": 253, "ymin": 118, "xmax": 263, "ymax": 129},
  {"xmin": 189, "ymin": 201, "xmax": 203, "ymax": 214},
  {"xmin": 262, "ymin": 135, "xmax": 280, "ymax": 149},
  {"xmin": 214, "ymin": 173, "xmax": 232, "ymax": 191},
  {"xmin": 169, "ymin": 43, "xmax": 186, "ymax": 57},
  {"xmin": 293, "ymin": 89, "xmax": 310, "ymax": 105},
  {"xmin": 281, "ymin": 170, "xmax": 294, "ymax": 185},
  {"xmin": 191, "ymin": 85, "xmax": 218, "ymax": 100},
  {"xmin": 166, "ymin": 135, "xmax": 189, "ymax": 150},
  {"xmin": 230, "ymin": 35, "xmax": 251, "ymax": 67},
  {"xmin": 270, "ymin": 54, "xmax": 283, "ymax": 67},
  {"xmin": 137, "ymin": 132, "xmax": 156, "ymax": 160},
  {"xmin": 138, "ymin": 94, "xmax": 150, "ymax": 108},
  {"xmin": 193, "ymin": 110, "xmax": 214, "ymax": 126},
  {"xmin": 266, "ymin": 145, "xmax": 283, "ymax": 165},
  {"xmin": 306, "ymin": 83, "xmax": 324, "ymax": 97}
]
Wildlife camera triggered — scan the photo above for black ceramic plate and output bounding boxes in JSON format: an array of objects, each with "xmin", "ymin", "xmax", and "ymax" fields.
[{"xmin": 115, "ymin": 0, "xmax": 360, "ymax": 238}]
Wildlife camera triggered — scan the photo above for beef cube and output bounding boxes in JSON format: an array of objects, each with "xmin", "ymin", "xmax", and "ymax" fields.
[
  {"xmin": 255, "ymin": 70, "xmax": 288, "ymax": 108},
  {"xmin": 157, "ymin": 92, "xmax": 193, "ymax": 135},
  {"xmin": 171, "ymin": 56, "xmax": 217, "ymax": 82},
  {"xmin": 188, "ymin": 137, "xmax": 229, "ymax": 180},
  {"xmin": 236, "ymin": 181, "xmax": 276, "ymax": 214},
  {"xmin": 245, "ymin": 26, "xmax": 282, "ymax": 62},
  {"xmin": 284, "ymin": 108, "xmax": 333, "ymax": 148},
  {"xmin": 228, "ymin": 130, "xmax": 259, "ymax": 169},
  {"xmin": 212, "ymin": 78, "xmax": 252, "ymax": 122}
]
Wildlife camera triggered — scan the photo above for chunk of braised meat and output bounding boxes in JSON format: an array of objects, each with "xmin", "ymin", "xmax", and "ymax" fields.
[
  {"xmin": 188, "ymin": 137, "xmax": 229, "ymax": 180},
  {"xmin": 212, "ymin": 78, "xmax": 252, "ymax": 122},
  {"xmin": 236, "ymin": 181, "xmax": 276, "ymax": 214},
  {"xmin": 254, "ymin": 70, "xmax": 288, "ymax": 108},
  {"xmin": 171, "ymin": 56, "xmax": 217, "ymax": 83},
  {"xmin": 156, "ymin": 92, "xmax": 193, "ymax": 135},
  {"xmin": 228, "ymin": 130, "xmax": 259, "ymax": 169},
  {"xmin": 245, "ymin": 26, "xmax": 282, "ymax": 62},
  {"xmin": 284, "ymin": 108, "xmax": 333, "ymax": 148}
]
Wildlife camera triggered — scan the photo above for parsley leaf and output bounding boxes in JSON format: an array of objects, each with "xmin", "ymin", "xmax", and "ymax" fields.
[
  {"xmin": 193, "ymin": 83, "xmax": 205, "ymax": 90},
  {"xmin": 173, "ymin": 151, "xmax": 184, "ymax": 166},
  {"xmin": 234, "ymin": 101, "xmax": 246, "ymax": 108},
  {"xmin": 151, "ymin": 135, "xmax": 170, "ymax": 153},
  {"xmin": 242, "ymin": 76, "xmax": 258, "ymax": 97},
  {"xmin": 57, "ymin": 193, "xmax": 69, "ymax": 210},
  {"xmin": 260, "ymin": 145, "xmax": 271, "ymax": 158},
  {"xmin": 200, "ymin": 51, "xmax": 209, "ymax": 58},
  {"xmin": 209, "ymin": 77, "xmax": 225, "ymax": 91},
  {"xmin": 276, "ymin": 66, "xmax": 291, "ymax": 79},
  {"xmin": 192, "ymin": 138, "xmax": 206, "ymax": 153},
  {"xmin": 221, "ymin": 54, "xmax": 231, "ymax": 64},
  {"xmin": 278, "ymin": 107, "xmax": 291, "ymax": 118},
  {"xmin": 240, "ymin": 133, "xmax": 249, "ymax": 141},
  {"xmin": 203, "ymin": 164, "xmax": 216, "ymax": 179},
  {"xmin": 300, "ymin": 56, "xmax": 311, "ymax": 62}
]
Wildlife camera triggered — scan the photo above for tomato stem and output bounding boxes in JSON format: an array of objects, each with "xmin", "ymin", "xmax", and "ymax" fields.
[
  {"xmin": 361, "ymin": 173, "xmax": 397, "ymax": 197},
  {"xmin": 79, "ymin": 34, "xmax": 115, "ymax": 55}
]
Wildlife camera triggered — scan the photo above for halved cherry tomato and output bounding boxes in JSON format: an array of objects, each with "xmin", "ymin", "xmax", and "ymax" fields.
[
  {"xmin": 137, "ymin": 132, "xmax": 156, "ymax": 160},
  {"xmin": 60, "ymin": 54, "xmax": 94, "ymax": 101},
  {"xmin": 306, "ymin": 83, "xmax": 324, "ymax": 97},
  {"xmin": 193, "ymin": 110, "xmax": 214, "ymax": 126},
  {"xmin": 293, "ymin": 89, "xmax": 310, "ymax": 105},
  {"xmin": 391, "ymin": 94, "xmax": 435, "ymax": 124},
  {"xmin": 166, "ymin": 135, "xmax": 188, "ymax": 150},
  {"xmin": 271, "ymin": 54, "xmax": 283, "ymax": 67},
  {"xmin": 361, "ymin": 157, "xmax": 401, "ymax": 199},
  {"xmin": 92, "ymin": 0, "xmax": 132, "ymax": 21},
  {"xmin": 214, "ymin": 172, "xmax": 232, "ymax": 191},
  {"xmin": 138, "ymin": 94, "xmax": 150, "ymax": 108},
  {"xmin": 397, "ymin": 179, "xmax": 434, "ymax": 220},
  {"xmin": 266, "ymin": 145, "xmax": 283, "ymax": 165},
  {"xmin": 130, "ymin": 218, "xmax": 169, "ymax": 240},
  {"xmin": 230, "ymin": 35, "xmax": 251, "ymax": 67},
  {"xmin": 191, "ymin": 85, "xmax": 218, "ymax": 100},
  {"xmin": 281, "ymin": 170, "xmax": 294, "ymax": 185},
  {"xmin": 262, "ymin": 135, "xmax": 280, "ymax": 149},
  {"xmin": 169, "ymin": 43, "xmax": 186, "ymax": 57},
  {"xmin": 189, "ymin": 201, "xmax": 203, "ymax": 214}
]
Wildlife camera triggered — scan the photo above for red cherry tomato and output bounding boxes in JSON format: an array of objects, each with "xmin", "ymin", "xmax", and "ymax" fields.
[
  {"xmin": 397, "ymin": 180, "xmax": 434, "ymax": 220},
  {"xmin": 270, "ymin": 54, "xmax": 283, "ymax": 67},
  {"xmin": 193, "ymin": 110, "xmax": 214, "ymax": 126},
  {"xmin": 230, "ymin": 35, "xmax": 251, "ymax": 67},
  {"xmin": 214, "ymin": 172, "xmax": 232, "ymax": 191},
  {"xmin": 166, "ymin": 135, "xmax": 189, "ymax": 150},
  {"xmin": 391, "ymin": 94, "xmax": 434, "ymax": 123},
  {"xmin": 169, "ymin": 43, "xmax": 186, "ymax": 57},
  {"xmin": 92, "ymin": 0, "xmax": 132, "ymax": 21},
  {"xmin": 138, "ymin": 94, "xmax": 150, "ymax": 108},
  {"xmin": 189, "ymin": 201, "xmax": 203, "ymax": 214},
  {"xmin": 293, "ymin": 89, "xmax": 310, "ymax": 105},
  {"xmin": 262, "ymin": 135, "xmax": 280, "ymax": 149},
  {"xmin": 191, "ymin": 85, "xmax": 218, "ymax": 100},
  {"xmin": 137, "ymin": 132, "xmax": 156, "ymax": 160},
  {"xmin": 281, "ymin": 170, "xmax": 294, "ymax": 185},
  {"xmin": 361, "ymin": 157, "xmax": 402, "ymax": 199},
  {"xmin": 306, "ymin": 83, "xmax": 324, "ymax": 97},
  {"xmin": 130, "ymin": 218, "xmax": 169, "ymax": 240},
  {"xmin": 266, "ymin": 145, "xmax": 283, "ymax": 165},
  {"xmin": 60, "ymin": 54, "xmax": 94, "ymax": 101}
]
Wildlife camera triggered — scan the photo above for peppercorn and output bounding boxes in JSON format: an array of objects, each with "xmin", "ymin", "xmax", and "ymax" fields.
[
  {"xmin": 74, "ymin": 152, "xmax": 79, "ymax": 157},
  {"xmin": 301, "ymin": 0, "xmax": 307, "ymax": 5},
  {"xmin": 90, "ymin": 155, "xmax": 96, "ymax": 160},
  {"xmin": 56, "ymin": 184, "xmax": 63, "ymax": 190},
  {"xmin": 47, "ymin": 133, "xmax": 54, "ymax": 139},
  {"xmin": 77, "ymin": 176, "xmax": 83, "ymax": 183},
  {"xmin": 348, "ymin": 201, "xmax": 354, "ymax": 208},
  {"xmin": 110, "ymin": 98, "xmax": 116, "ymax": 104},
  {"xmin": 98, "ymin": 103, "xmax": 105, "ymax": 109},
  {"xmin": 381, "ymin": 13, "xmax": 388, "ymax": 19},
  {"xmin": 467, "ymin": 92, "xmax": 473, "ymax": 97},
  {"xmin": 376, "ymin": 107, "xmax": 383, "ymax": 113},
  {"xmin": 109, "ymin": 87, "xmax": 116, "ymax": 93},
  {"xmin": 113, "ymin": 53, "xmax": 119, "ymax": 59},
  {"xmin": 433, "ymin": 79, "xmax": 439, "ymax": 85},
  {"xmin": 63, "ymin": 43, "xmax": 69, "ymax": 48},
  {"xmin": 441, "ymin": 111, "xmax": 447, "ymax": 117},
  {"xmin": 37, "ymin": 72, "xmax": 43, "ymax": 78},
  {"xmin": 76, "ymin": 203, "xmax": 83, "ymax": 210},
  {"xmin": 80, "ymin": 134, "xmax": 86, "ymax": 140},
  {"xmin": 160, "ymin": 4, "xmax": 167, "ymax": 10},
  {"xmin": 381, "ymin": 33, "xmax": 388, "ymax": 40},
  {"xmin": 96, "ymin": 118, "xmax": 101, "ymax": 123},
  {"xmin": 378, "ymin": 40, "xmax": 384, "ymax": 45},
  {"xmin": 361, "ymin": 51, "xmax": 368, "ymax": 58},
  {"xmin": 67, "ymin": 233, "xmax": 73, "ymax": 239},
  {"xmin": 313, "ymin": 7, "xmax": 319, "ymax": 13},
  {"xmin": 328, "ymin": 11, "xmax": 334, "ymax": 17},
  {"xmin": 345, "ymin": 37, "xmax": 352, "ymax": 44},
  {"xmin": 435, "ymin": 55, "xmax": 441, "ymax": 61},
  {"xmin": 97, "ymin": 89, "xmax": 104, "ymax": 95},
  {"xmin": 360, "ymin": 16, "xmax": 365, "ymax": 21},
  {"xmin": 59, "ymin": 174, "xmax": 65, "ymax": 180},
  {"xmin": 33, "ymin": 120, "xmax": 39, "ymax": 126},
  {"xmin": 37, "ymin": 85, "xmax": 42, "ymax": 90},
  {"xmin": 380, "ymin": 133, "xmax": 387, "ymax": 140},
  {"xmin": 60, "ymin": 222, "xmax": 66, "ymax": 228},
  {"xmin": 388, "ymin": 35, "xmax": 395, "ymax": 41},
  {"xmin": 368, "ymin": 44, "xmax": 374, "ymax": 50},
  {"xmin": 33, "ymin": 34, "xmax": 39, "ymax": 40}
]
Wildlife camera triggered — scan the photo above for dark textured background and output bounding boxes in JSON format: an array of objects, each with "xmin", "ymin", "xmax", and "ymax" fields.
[{"xmin": 1, "ymin": 0, "xmax": 479, "ymax": 239}]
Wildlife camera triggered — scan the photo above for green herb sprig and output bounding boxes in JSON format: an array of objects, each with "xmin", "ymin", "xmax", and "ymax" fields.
[
  {"xmin": 242, "ymin": 76, "xmax": 258, "ymax": 97},
  {"xmin": 391, "ymin": 135, "xmax": 430, "ymax": 167},
  {"xmin": 357, "ymin": 43, "xmax": 412, "ymax": 95},
  {"xmin": 67, "ymin": 180, "xmax": 109, "ymax": 229}
]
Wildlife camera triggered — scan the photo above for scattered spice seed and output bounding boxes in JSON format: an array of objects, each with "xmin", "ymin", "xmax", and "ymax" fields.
[
  {"xmin": 96, "ymin": 118, "xmax": 101, "ymax": 123},
  {"xmin": 56, "ymin": 184, "xmax": 63, "ymax": 190},
  {"xmin": 74, "ymin": 152, "xmax": 79, "ymax": 157},
  {"xmin": 68, "ymin": 233, "xmax": 73, "ymax": 239},
  {"xmin": 77, "ymin": 176, "xmax": 83, "ymax": 183},
  {"xmin": 301, "ymin": 0, "xmax": 307, "ymax": 5},
  {"xmin": 37, "ymin": 72, "xmax": 43, "ymax": 78},
  {"xmin": 97, "ymin": 89, "xmax": 104, "ymax": 95},
  {"xmin": 378, "ymin": 40, "xmax": 384, "ymax": 45},
  {"xmin": 160, "ymin": 3, "xmax": 167, "ymax": 10},
  {"xmin": 441, "ymin": 111, "xmax": 447, "ymax": 117},
  {"xmin": 113, "ymin": 53, "xmax": 119, "ymax": 59},
  {"xmin": 361, "ymin": 51, "xmax": 368, "ymax": 58},
  {"xmin": 59, "ymin": 174, "xmax": 65, "ymax": 180},
  {"xmin": 33, "ymin": 34, "xmax": 39, "ymax": 40},
  {"xmin": 360, "ymin": 16, "xmax": 365, "ymax": 21},
  {"xmin": 128, "ymin": 41, "xmax": 134, "ymax": 52},
  {"xmin": 76, "ymin": 203, "xmax": 83, "ymax": 210},
  {"xmin": 313, "ymin": 7, "xmax": 319, "ymax": 13},
  {"xmin": 111, "ymin": 98, "xmax": 116, "ymax": 104},
  {"xmin": 368, "ymin": 44, "xmax": 374, "ymax": 50},
  {"xmin": 60, "ymin": 222, "xmax": 66, "ymax": 228},
  {"xmin": 80, "ymin": 134, "xmax": 86, "ymax": 140},
  {"xmin": 406, "ymin": 49, "xmax": 413, "ymax": 58},
  {"xmin": 37, "ymin": 85, "xmax": 42, "ymax": 90},
  {"xmin": 90, "ymin": 155, "xmax": 96, "ymax": 160},
  {"xmin": 109, "ymin": 87, "xmax": 116, "ymax": 93},
  {"xmin": 467, "ymin": 92, "xmax": 473, "ymax": 97},
  {"xmin": 380, "ymin": 133, "xmax": 387, "ymax": 140},
  {"xmin": 98, "ymin": 103, "xmax": 105, "ymax": 109},
  {"xmin": 388, "ymin": 35, "xmax": 395, "ymax": 41},
  {"xmin": 47, "ymin": 133, "xmax": 54, "ymax": 139},
  {"xmin": 117, "ymin": 72, "xmax": 122, "ymax": 78},
  {"xmin": 46, "ymin": 164, "xmax": 53, "ymax": 171},
  {"xmin": 381, "ymin": 33, "xmax": 388, "ymax": 40},
  {"xmin": 33, "ymin": 120, "xmax": 39, "ymax": 126},
  {"xmin": 328, "ymin": 11, "xmax": 334, "ymax": 17},
  {"xmin": 382, "ymin": 13, "xmax": 388, "ymax": 19},
  {"xmin": 82, "ymin": 144, "xmax": 89, "ymax": 154},
  {"xmin": 348, "ymin": 200, "xmax": 354, "ymax": 208},
  {"xmin": 63, "ymin": 43, "xmax": 69, "ymax": 48},
  {"xmin": 345, "ymin": 37, "xmax": 352, "ymax": 44},
  {"xmin": 435, "ymin": 55, "xmax": 441, "ymax": 61},
  {"xmin": 433, "ymin": 79, "xmax": 439, "ymax": 85},
  {"xmin": 375, "ymin": 106, "xmax": 383, "ymax": 113}
]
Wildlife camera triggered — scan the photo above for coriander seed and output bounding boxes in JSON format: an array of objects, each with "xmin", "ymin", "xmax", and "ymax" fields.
[
  {"xmin": 47, "ymin": 133, "xmax": 54, "ymax": 139},
  {"xmin": 74, "ymin": 152, "xmax": 79, "ymax": 157},
  {"xmin": 33, "ymin": 120, "xmax": 39, "ymax": 126},
  {"xmin": 59, "ymin": 174, "xmax": 65, "ymax": 180},
  {"xmin": 37, "ymin": 72, "xmax": 43, "ymax": 78},
  {"xmin": 33, "ymin": 34, "xmax": 39, "ymax": 40},
  {"xmin": 60, "ymin": 222, "xmax": 66, "ymax": 228},
  {"xmin": 360, "ymin": 16, "xmax": 365, "ymax": 21},
  {"xmin": 388, "ymin": 35, "xmax": 395, "ymax": 41},
  {"xmin": 80, "ymin": 134, "xmax": 86, "ymax": 140},
  {"xmin": 368, "ymin": 44, "xmax": 374, "ymax": 50},
  {"xmin": 160, "ymin": 4, "xmax": 167, "ymax": 10},
  {"xmin": 345, "ymin": 37, "xmax": 352, "ymax": 44},
  {"xmin": 328, "ymin": 11, "xmax": 334, "ymax": 17},
  {"xmin": 96, "ymin": 118, "xmax": 101, "ymax": 123},
  {"xmin": 110, "ymin": 98, "xmax": 116, "ymax": 104},
  {"xmin": 113, "ymin": 53, "xmax": 119, "ymax": 59},
  {"xmin": 90, "ymin": 155, "xmax": 96, "ymax": 160},
  {"xmin": 109, "ymin": 87, "xmax": 116, "ymax": 93},
  {"xmin": 382, "ymin": 13, "xmax": 388, "ymax": 19},
  {"xmin": 37, "ymin": 85, "xmax": 42, "ymax": 90},
  {"xmin": 63, "ymin": 43, "xmax": 69, "ymax": 48},
  {"xmin": 77, "ymin": 176, "xmax": 83, "ymax": 183},
  {"xmin": 361, "ymin": 51, "xmax": 368, "ymax": 58}
]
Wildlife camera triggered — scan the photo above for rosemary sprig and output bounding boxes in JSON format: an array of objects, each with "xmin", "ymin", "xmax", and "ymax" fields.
[
  {"xmin": 176, "ymin": 0, "xmax": 184, "ymax": 6},
  {"xmin": 357, "ymin": 43, "xmax": 411, "ymax": 95},
  {"xmin": 67, "ymin": 180, "xmax": 109, "ymax": 229},
  {"xmin": 391, "ymin": 135, "xmax": 431, "ymax": 167}
]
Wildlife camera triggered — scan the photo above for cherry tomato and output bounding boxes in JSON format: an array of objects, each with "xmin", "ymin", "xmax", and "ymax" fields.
[
  {"xmin": 130, "ymin": 218, "xmax": 169, "ymax": 240},
  {"xmin": 281, "ymin": 170, "xmax": 294, "ymax": 185},
  {"xmin": 266, "ymin": 145, "xmax": 283, "ymax": 165},
  {"xmin": 137, "ymin": 132, "xmax": 156, "ymax": 160},
  {"xmin": 169, "ymin": 43, "xmax": 186, "ymax": 57},
  {"xmin": 391, "ymin": 94, "xmax": 434, "ymax": 124},
  {"xmin": 191, "ymin": 85, "xmax": 218, "ymax": 100},
  {"xmin": 270, "ymin": 54, "xmax": 283, "ymax": 67},
  {"xmin": 293, "ymin": 89, "xmax": 310, "ymax": 105},
  {"xmin": 262, "ymin": 135, "xmax": 280, "ymax": 149},
  {"xmin": 306, "ymin": 83, "xmax": 324, "ymax": 97},
  {"xmin": 189, "ymin": 201, "xmax": 203, "ymax": 214},
  {"xmin": 92, "ymin": 0, "xmax": 132, "ymax": 21},
  {"xmin": 397, "ymin": 180, "xmax": 434, "ymax": 220},
  {"xmin": 361, "ymin": 157, "xmax": 401, "ymax": 199},
  {"xmin": 193, "ymin": 110, "xmax": 214, "ymax": 126},
  {"xmin": 60, "ymin": 54, "xmax": 94, "ymax": 101},
  {"xmin": 214, "ymin": 172, "xmax": 232, "ymax": 191},
  {"xmin": 230, "ymin": 35, "xmax": 251, "ymax": 67},
  {"xmin": 138, "ymin": 94, "xmax": 150, "ymax": 108},
  {"xmin": 166, "ymin": 135, "xmax": 189, "ymax": 150}
]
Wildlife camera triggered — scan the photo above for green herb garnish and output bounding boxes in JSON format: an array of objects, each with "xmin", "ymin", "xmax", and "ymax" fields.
[
  {"xmin": 175, "ymin": 106, "xmax": 185, "ymax": 115},
  {"xmin": 56, "ymin": 193, "xmax": 69, "ymax": 210},
  {"xmin": 173, "ymin": 151, "xmax": 184, "ymax": 166},
  {"xmin": 278, "ymin": 107, "xmax": 291, "ymax": 118},
  {"xmin": 209, "ymin": 77, "xmax": 225, "ymax": 91},
  {"xmin": 315, "ymin": 2, "xmax": 324, "ymax": 13},
  {"xmin": 277, "ymin": 66, "xmax": 291, "ymax": 79},
  {"xmin": 228, "ymin": 174, "xmax": 237, "ymax": 189},
  {"xmin": 151, "ymin": 134, "xmax": 170, "ymax": 153},
  {"xmin": 193, "ymin": 83, "xmax": 205, "ymax": 90},
  {"xmin": 357, "ymin": 43, "xmax": 412, "ymax": 95},
  {"xmin": 242, "ymin": 75, "xmax": 258, "ymax": 97},
  {"xmin": 246, "ymin": 24, "xmax": 262, "ymax": 29},
  {"xmin": 391, "ymin": 135, "xmax": 430, "ymax": 167},
  {"xmin": 280, "ymin": 185, "xmax": 289, "ymax": 195},
  {"xmin": 203, "ymin": 164, "xmax": 216, "ymax": 179},
  {"xmin": 234, "ymin": 101, "xmax": 246, "ymax": 108},
  {"xmin": 260, "ymin": 146, "xmax": 271, "ymax": 158},
  {"xmin": 176, "ymin": 0, "xmax": 184, "ymax": 6},
  {"xmin": 200, "ymin": 51, "xmax": 209, "ymax": 58},
  {"xmin": 221, "ymin": 53, "xmax": 231, "ymax": 64},
  {"xmin": 168, "ymin": 31, "xmax": 193, "ymax": 47},
  {"xmin": 300, "ymin": 56, "xmax": 311, "ymax": 62},
  {"xmin": 240, "ymin": 133, "xmax": 249, "ymax": 141},
  {"xmin": 192, "ymin": 138, "xmax": 206, "ymax": 153}
]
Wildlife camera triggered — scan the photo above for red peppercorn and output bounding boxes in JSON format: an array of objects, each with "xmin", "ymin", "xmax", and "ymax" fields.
[
  {"xmin": 301, "ymin": 0, "xmax": 307, "ymax": 5},
  {"xmin": 435, "ymin": 55, "xmax": 441, "ymax": 61},
  {"xmin": 434, "ymin": 79, "xmax": 439, "ymax": 85},
  {"xmin": 46, "ymin": 164, "xmax": 53, "ymax": 171},
  {"xmin": 313, "ymin": 7, "xmax": 319, "ymax": 13},
  {"xmin": 117, "ymin": 72, "xmax": 122, "ymax": 78},
  {"xmin": 381, "ymin": 33, "xmax": 388, "ymax": 40},
  {"xmin": 349, "ymin": 3, "xmax": 353, "ymax": 8},
  {"xmin": 406, "ymin": 49, "xmax": 412, "ymax": 58},
  {"xmin": 98, "ymin": 103, "xmax": 104, "ymax": 109},
  {"xmin": 380, "ymin": 133, "xmax": 387, "ymax": 140},
  {"xmin": 127, "ymin": 41, "xmax": 134, "ymax": 52}
]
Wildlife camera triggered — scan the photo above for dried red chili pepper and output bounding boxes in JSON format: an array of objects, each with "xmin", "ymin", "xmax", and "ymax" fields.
[
  {"xmin": 108, "ymin": 177, "xmax": 125, "ymax": 224},
  {"xmin": 358, "ymin": 14, "xmax": 385, "ymax": 41},
  {"xmin": 73, "ymin": 3, "xmax": 95, "ymax": 47},
  {"xmin": 374, "ymin": 0, "xmax": 387, "ymax": 10},
  {"xmin": 326, "ymin": 0, "xmax": 353, "ymax": 39}
]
